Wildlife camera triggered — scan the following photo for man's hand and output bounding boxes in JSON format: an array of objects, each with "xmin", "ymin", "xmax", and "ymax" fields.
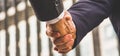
[{"xmin": 46, "ymin": 11, "xmax": 76, "ymax": 53}]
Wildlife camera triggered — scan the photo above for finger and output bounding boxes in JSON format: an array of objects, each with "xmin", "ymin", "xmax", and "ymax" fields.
[
  {"xmin": 64, "ymin": 14, "xmax": 71, "ymax": 21},
  {"xmin": 46, "ymin": 25, "xmax": 61, "ymax": 38},
  {"xmin": 58, "ymin": 47, "xmax": 72, "ymax": 53},
  {"xmin": 51, "ymin": 32, "xmax": 61, "ymax": 38},
  {"xmin": 54, "ymin": 47, "xmax": 58, "ymax": 51},
  {"xmin": 54, "ymin": 34, "xmax": 72, "ymax": 45},
  {"xmin": 64, "ymin": 11, "xmax": 72, "ymax": 20},
  {"xmin": 46, "ymin": 24, "xmax": 53, "ymax": 36},
  {"xmin": 46, "ymin": 29, "xmax": 60, "ymax": 37},
  {"xmin": 56, "ymin": 39, "xmax": 74, "ymax": 50}
]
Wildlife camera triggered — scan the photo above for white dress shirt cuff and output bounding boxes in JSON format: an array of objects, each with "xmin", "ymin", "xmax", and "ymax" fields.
[{"xmin": 46, "ymin": 11, "xmax": 64, "ymax": 24}]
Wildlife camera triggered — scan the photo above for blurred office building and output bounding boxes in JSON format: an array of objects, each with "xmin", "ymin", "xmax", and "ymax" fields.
[{"xmin": 0, "ymin": 0, "xmax": 119, "ymax": 56}]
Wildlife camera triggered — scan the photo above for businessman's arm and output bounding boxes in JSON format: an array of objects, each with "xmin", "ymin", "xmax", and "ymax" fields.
[
  {"xmin": 68, "ymin": 0, "xmax": 112, "ymax": 48},
  {"xmin": 46, "ymin": 0, "xmax": 113, "ymax": 53},
  {"xmin": 29, "ymin": 0, "xmax": 76, "ymax": 53}
]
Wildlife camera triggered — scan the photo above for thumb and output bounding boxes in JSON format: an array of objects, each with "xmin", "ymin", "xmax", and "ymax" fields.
[{"xmin": 64, "ymin": 11, "xmax": 72, "ymax": 21}]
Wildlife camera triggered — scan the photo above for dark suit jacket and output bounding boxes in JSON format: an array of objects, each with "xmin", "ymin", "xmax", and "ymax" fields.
[{"xmin": 68, "ymin": 0, "xmax": 120, "ymax": 48}]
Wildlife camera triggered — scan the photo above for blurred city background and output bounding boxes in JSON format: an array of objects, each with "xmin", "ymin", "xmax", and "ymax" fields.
[{"xmin": 0, "ymin": 0, "xmax": 119, "ymax": 56}]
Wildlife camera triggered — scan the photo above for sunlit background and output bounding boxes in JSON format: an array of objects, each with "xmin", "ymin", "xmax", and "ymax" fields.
[{"xmin": 0, "ymin": 0, "xmax": 119, "ymax": 56}]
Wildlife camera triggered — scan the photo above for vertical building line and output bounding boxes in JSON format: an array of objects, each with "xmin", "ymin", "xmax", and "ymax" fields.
[
  {"xmin": 4, "ymin": 0, "xmax": 17, "ymax": 55},
  {"xmin": 25, "ymin": 0, "xmax": 30, "ymax": 56},
  {"xmin": 0, "ymin": 0, "xmax": 5, "ymax": 30},
  {"xmin": 118, "ymin": 38, "xmax": 120, "ymax": 56},
  {"xmin": 92, "ymin": 27, "xmax": 101, "ymax": 56},
  {"xmin": 37, "ymin": 21, "xmax": 41, "ymax": 56},
  {"xmin": 4, "ymin": 0, "xmax": 10, "ymax": 56},
  {"xmin": 0, "ymin": 0, "xmax": 6, "ymax": 56},
  {"xmin": 62, "ymin": 54, "xmax": 66, "ymax": 56},
  {"xmin": 14, "ymin": 0, "xmax": 20, "ymax": 56},
  {"xmin": 49, "ymin": 39, "xmax": 53, "ymax": 56},
  {"xmin": 75, "ymin": 45, "xmax": 80, "ymax": 56}
]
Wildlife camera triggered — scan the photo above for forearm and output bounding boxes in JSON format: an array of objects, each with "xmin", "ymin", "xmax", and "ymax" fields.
[
  {"xmin": 29, "ymin": 0, "xmax": 64, "ymax": 21},
  {"xmin": 68, "ymin": 0, "xmax": 112, "ymax": 48}
]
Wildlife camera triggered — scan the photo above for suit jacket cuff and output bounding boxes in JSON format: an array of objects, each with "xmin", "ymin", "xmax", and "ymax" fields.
[{"xmin": 68, "ymin": 10, "xmax": 88, "ymax": 49}]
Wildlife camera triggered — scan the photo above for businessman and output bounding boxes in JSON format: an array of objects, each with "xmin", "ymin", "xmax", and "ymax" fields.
[{"xmin": 46, "ymin": 0, "xmax": 120, "ymax": 53}]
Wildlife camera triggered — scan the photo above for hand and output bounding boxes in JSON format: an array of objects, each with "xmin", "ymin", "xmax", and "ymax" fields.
[
  {"xmin": 53, "ymin": 34, "xmax": 74, "ymax": 53},
  {"xmin": 46, "ymin": 11, "xmax": 76, "ymax": 53}
]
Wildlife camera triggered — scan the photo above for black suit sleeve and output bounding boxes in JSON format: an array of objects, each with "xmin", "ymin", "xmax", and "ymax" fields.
[
  {"xmin": 68, "ymin": 0, "xmax": 113, "ymax": 48},
  {"xmin": 29, "ymin": 0, "xmax": 64, "ymax": 21}
]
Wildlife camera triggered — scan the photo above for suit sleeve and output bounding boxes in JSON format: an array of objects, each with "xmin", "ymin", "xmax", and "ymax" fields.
[{"xmin": 68, "ymin": 0, "xmax": 112, "ymax": 48}]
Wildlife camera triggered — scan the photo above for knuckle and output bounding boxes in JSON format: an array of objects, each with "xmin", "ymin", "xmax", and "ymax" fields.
[
  {"xmin": 63, "ymin": 40, "xmax": 74, "ymax": 48},
  {"xmin": 51, "ymin": 32, "xmax": 58, "ymax": 37},
  {"xmin": 61, "ymin": 36, "xmax": 70, "ymax": 42},
  {"xmin": 46, "ymin": 31, "xmax": 49, "ymax": 36},
  {"xmin": 54, "ymin": 39, "xmax": 61, "ymax": 45},
  {"xmin": 53, "ymin": 40, "xmax": 57, "ymax": 45},
  {"xmin": 53, "ymin": 34, "xmax": 73, "ymax": 45},
  {"xmin": 54, "ymin": 38, "xmax": 64, "ymax": 45},
  {"xmin": 63, "ymin": 43, "xmax": 68, "ymax": 47},
  {"xmin": 56, "ymin": 45, "xmax": 66, "ymax": 50},
  {"xmin": 58, "ymin": 47, "xmax": 71, "ymax": 53}
]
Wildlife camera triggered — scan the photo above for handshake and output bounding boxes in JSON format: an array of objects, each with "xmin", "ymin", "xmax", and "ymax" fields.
[
  {"xmin": 29, "ymin": 0, "xmax": 76, "ymax": 54},
  {"xmin": 46, "ymin": 11, "xmax": 76, "ymax": 53}
]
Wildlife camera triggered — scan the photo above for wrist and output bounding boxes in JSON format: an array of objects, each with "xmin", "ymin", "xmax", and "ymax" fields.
[{"xmin": 46, "ymin": 10, "xmax": 65, "ymax": 24}]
